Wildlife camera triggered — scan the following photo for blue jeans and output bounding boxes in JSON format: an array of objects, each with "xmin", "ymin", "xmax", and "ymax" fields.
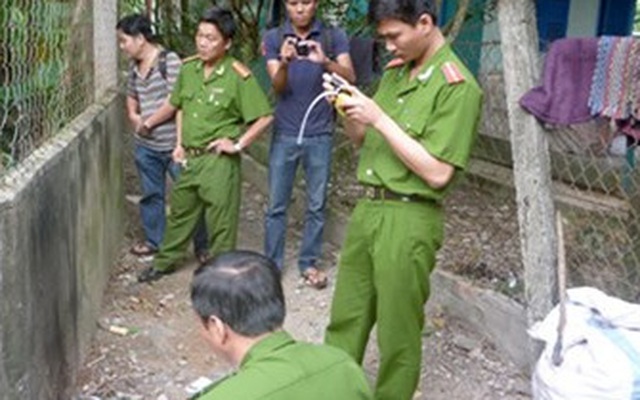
[
  {"xmin": 264, "ymin": 134, "xmax": 333, "ymax": 272},
  {"xmin": 134, "ymin": 144, "xmax": 207, "ymax": 253}
]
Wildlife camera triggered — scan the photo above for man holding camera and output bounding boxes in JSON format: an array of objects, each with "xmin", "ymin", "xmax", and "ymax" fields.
[{"xmin": 261, "ymin": 0, "xmax": 355, "ymax": 289}]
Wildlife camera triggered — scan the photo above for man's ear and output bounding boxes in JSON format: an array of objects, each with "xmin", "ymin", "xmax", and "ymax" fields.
[
  {"xmin": 225, "ymin": 39, "xmax": 232, "ymax": 50},
  {"xmin": 416, "ymin": 13, "xmax": 436, "ymax": 34},
  {"xmin": 209, "ymin": 316, "xmax": 230, "ymax": 343}
]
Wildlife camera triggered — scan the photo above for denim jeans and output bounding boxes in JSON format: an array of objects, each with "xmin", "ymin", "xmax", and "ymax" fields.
[
  {"xmin": 134, "ymin": 144, "xmax": 207, "ymax": 253},
  {"xmin": 264, "ymin": 134, "xmax": 333, "ymax": 272}
]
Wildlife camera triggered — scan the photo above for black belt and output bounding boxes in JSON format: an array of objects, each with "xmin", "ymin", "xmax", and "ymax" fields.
[
  {"xmin": 184, "ymin": 147, "xmax": 209, "ymax": 157},
  {"xmin": 363, "ymin": 186, "xmax": 432, "ymax": 204}
]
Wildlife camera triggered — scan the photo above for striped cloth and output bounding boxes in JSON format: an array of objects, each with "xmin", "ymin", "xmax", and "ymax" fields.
[
  {"xmin": 127, "ymin": 48, "xmax": 181, "ymax": 152},
  {"xmin": 589, "ymin": 36, "xmax": 640, "ymax": 121}
]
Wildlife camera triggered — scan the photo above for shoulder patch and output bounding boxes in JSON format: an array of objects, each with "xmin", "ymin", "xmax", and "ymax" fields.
[
  {"xmin": 441, "ymin": 62, "xmax": 465, "ymax": 84},
  {"xmin": 385, "ymin": 58, "xmax": 405, "ymax": 70},
  {"xmin": 182, "ymin": 54, "xmax": 200, "ymax": 63},
  {"xmin": 232, "ymin": 61, "xmax": 252, "ymax": 79}
]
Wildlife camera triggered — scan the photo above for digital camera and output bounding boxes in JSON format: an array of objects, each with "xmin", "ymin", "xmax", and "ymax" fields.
[{"xmin": 295, "ymin": 42, "xmax": 310, "ymax": 56}]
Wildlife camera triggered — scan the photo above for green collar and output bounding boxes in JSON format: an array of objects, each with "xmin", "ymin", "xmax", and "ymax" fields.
[
  {"xmin": 194, "ymin": 55, "xmax": 232, "ymax": 82},
  {"xmin": 395, "ymin": 43, "xmax": 451, "ymax": 95},
  {"xmin": 240, "ymin": 330, "xmax": 294, "ymax": 368}
]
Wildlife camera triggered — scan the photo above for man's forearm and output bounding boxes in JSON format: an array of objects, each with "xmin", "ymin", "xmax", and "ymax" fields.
[
  {"xmin": 271, "ymin": 62, "xmax": 289, "ymax": 93},
  {"xmin": 126, "ymin": 96, "xmax": 139, "ymax": 119},
  {"xmin": 372, "ymin": 114, "xmax": 454, "ymax": 189},
  {"xmin": 175, "ymin": 110, "xmax": 183, "ymax": 147},
  {"xmin": 236, "ymin": 115, "xmax": 274, "ymax": 149},
  {"xmin": 324, "ymin": 58, "xmax": 355, "ymax": 84},
  {"xmin": 144, "ymin": 100, "xmax": 177, "ymax": 129}
]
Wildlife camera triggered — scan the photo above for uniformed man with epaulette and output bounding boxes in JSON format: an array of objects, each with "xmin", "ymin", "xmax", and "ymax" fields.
[
  {"xmin": 190, "ymin": 251, "xmax": 373, "ymax": 399},
  {"xmin": 323, "ymin": 1, "xmax": 483, "ymax": 399},
  {"xmin": 138, "ymin": 6, "xmax": 273, "ymax": 283}
]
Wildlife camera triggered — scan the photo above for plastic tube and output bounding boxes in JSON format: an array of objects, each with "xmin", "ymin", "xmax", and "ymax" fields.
[{"xmin": 296, "ymin": 89, "xmax": 340, "ymax": 145}]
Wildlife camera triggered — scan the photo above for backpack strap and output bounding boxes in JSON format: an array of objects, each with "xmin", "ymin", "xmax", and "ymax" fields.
[
  {"xmin": 129, "ymin": 49, "xmax": 169, "ymax": 88},
  {"xmin": 321, "ymin": 26, "xmax": 335, "ymax": 60},
  {"xmin": 158, "ymin": 49, "xmax": 168, "ymax": 81}
]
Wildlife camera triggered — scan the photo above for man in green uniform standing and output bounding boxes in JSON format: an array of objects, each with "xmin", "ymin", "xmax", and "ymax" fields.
[
  {"xmin": 138, "ymin": 7, "xmax": 273, "ymax": 283},
  {"xmin": 190, "ymin": 250, "xmax": 373, "ymax": 399},
  {"xmin": 323, "ymin": 1, "xmax": 483, "ymax": 399}
]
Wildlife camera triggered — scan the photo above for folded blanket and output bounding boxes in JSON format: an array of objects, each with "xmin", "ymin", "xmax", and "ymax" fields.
[{"xmin": 520, "ymin": 38, "xmax": 598, "ymax": 125}]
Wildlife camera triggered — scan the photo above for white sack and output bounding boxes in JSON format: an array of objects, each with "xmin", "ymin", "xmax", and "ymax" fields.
[{"xmin": 529, "ymin": 287, "xmax": 640, "ymax": 400}]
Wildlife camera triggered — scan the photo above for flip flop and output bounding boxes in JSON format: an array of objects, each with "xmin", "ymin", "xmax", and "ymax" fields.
[
  {"xmin": 302, "ymin": 267, "xmax": 328, "ymax": 290},
  {"xmin": 130, "ymin": 242, "xmax": 157, "ymax": 256}
]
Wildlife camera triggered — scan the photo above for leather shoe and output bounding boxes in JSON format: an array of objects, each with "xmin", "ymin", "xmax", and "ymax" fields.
[{"xmin": 137, "ymin": 266, "xmax": 171, "ymax": 283}]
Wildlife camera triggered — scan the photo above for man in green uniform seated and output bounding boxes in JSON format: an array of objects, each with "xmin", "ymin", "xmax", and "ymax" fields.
[
  {"xmin": 138, "ymin": 7, "xmax": 273, "ymax": 283},
  {"xmin": 190, "ymin": 250, "xmax": 373, "ymax": 399},
  {"xmin": 323, "ymin": 0, "xmax": 483, "ymax": 399}
]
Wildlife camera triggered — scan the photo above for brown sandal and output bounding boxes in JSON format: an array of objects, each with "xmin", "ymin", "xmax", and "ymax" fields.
[
  {"xmin": 302, "ymin": 267, "xmax": 328, "ymax": 290},
  {"xmin": 130, "ymin": 242, "xmax": 157, "ymax": 256}
]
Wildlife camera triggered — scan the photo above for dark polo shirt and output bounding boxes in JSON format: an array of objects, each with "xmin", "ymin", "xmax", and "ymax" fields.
[{"xmin": 262, "ymin": 19, "xmax": 349, "ymax": 137}]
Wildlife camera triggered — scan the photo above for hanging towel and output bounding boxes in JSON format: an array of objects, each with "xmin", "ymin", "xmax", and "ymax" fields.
[{"xmin": 520, "ymin": 38, "xmax": 598, "ymax": 125}]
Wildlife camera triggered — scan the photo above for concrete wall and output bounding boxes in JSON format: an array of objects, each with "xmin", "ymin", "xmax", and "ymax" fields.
[{"xmin": 0, "ymin": 91, "xmax": 124, "ymax": 400}]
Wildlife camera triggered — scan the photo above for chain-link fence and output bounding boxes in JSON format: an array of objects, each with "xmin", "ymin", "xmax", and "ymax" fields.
[
  {"xmin": 0, "ymin": 0, "xmax": 94, "ymax": 174},
  {"xmin": 442, "ymin": 2, "xmax": 640, "ymax": 303}
]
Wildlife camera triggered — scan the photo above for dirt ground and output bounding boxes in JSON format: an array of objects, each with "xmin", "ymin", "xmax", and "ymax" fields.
[{"xmin": 72, "ymin": 175, "xmax": 531, "ymax": 400}]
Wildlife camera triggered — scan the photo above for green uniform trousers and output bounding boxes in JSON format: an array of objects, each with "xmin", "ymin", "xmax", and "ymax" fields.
[
  {"xmin": 325, "ymin": 198, "xmax": 443, "ymax": 400},
  {"xmin": 153, "ymin": 153, "xmax": 241, "ymax": 271}
]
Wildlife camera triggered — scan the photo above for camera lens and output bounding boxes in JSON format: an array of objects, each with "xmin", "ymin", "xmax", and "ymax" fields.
[{"xmin": 296, "ymin": 43, "xmax": 309, "ymax": 56}]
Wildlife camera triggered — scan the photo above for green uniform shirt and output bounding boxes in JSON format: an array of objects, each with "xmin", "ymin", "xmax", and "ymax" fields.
[
  {"xmin": 198, "ymin": 331, "xmax": 373, "ymax": 400},
  {"xmin": 357, "ymin": 44, "xmax": 483, "ymax": 202},
  {"xmin": 170, "ymin": 55, "xmax": 271, "ymax": 148}
]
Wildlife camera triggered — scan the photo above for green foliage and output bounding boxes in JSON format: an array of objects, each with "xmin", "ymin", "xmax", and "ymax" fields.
[{"xmin": 120, "ymin": 0, "xmax": 269, "ymax": 62}]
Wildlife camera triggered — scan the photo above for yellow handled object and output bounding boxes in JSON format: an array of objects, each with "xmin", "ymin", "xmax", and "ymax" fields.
[{"xmin": 334, "ymin": 91, "xmax": 351, "ymax": 117}]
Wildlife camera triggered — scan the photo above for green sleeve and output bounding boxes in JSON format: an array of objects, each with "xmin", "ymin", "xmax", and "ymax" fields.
[
  {"xmin": 422, "ymin": 83, "xmax": 482, "ymax": 170},
  {"xmin": 169, "ymin": 66, "xmax": 185, "ymax": 109},
  {"xmin": 237, "ymin": 75, "xmax": 272, "ymax": 123}
]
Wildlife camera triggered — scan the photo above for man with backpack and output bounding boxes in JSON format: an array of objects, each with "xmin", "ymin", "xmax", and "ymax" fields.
[
  {"xmin": 116, "ymin": 14, "xmax": 207, "ymax": 263},
  {"xmin": 261, "ymin": 0, "xmax": 355, "ymax": 289}
]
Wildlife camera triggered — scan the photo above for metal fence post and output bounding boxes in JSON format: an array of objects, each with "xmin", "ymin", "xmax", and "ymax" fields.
[{"xmin": 497, "ymin": 0, "xmax": 558, "ymax": 369}]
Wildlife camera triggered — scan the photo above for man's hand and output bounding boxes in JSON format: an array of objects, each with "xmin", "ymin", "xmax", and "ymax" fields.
[
  {"xmin": 280, "ymin": 36, "xmax": 297, "ymax": 64},
  {"xmin": 172, "ymin": 145, "xmax": 185, "ymax": 164},
  {"xmin": 305, "ymin": 40, "xmax": 328, "ymax": 65},
  {"xmin": 136, "ymin": 120, "xmax": 152, "ymax": 136},
  {"xmin": 206, "ymin": 138, "xmax": 239, "ymax": 155},
  {"xmin": 322, "ymin": 73, "xmax": 383, "ymax": 126}
]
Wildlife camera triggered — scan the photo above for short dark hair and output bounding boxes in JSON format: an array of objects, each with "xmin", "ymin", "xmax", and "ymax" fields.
[
  {"xmin": 191, "ymin": 250, "xmax": 285, "ymax": 337},
  {"xmin": 199, "ymin": 6, "xmax": 236, "ymax": 40},
  {"xmin": 116, "ymin": 14, "xmax": 156, "ymax": 42},
  {"xmin": 369, "ymin": 0, "xmax": 438, "ymax": 26}
]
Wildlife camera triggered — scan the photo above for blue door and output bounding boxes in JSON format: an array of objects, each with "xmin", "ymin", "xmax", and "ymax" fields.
[
  {"xmin": 536, "ymin": 0, "xmax": 570, "ymax": 50},
  {"xmin": 598, "ymin": 0, "xmax": 634, "ymax": 36}
]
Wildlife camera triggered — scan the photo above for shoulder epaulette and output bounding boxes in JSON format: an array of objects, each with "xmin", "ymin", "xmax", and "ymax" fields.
[
  {"xmin": 441, "ymin": 61, "xmax": 465, "ymax": 84},
  {"xmin": 385, "ymin": 58, "xmax": 405, "ymax": 70},
  {"xmin": 182, "ymin": 54, "xmax": 200, "ymax": 63},
  {"xmin": 232, "ymin": 61, "xmax": 252, "ymax": 79}
]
